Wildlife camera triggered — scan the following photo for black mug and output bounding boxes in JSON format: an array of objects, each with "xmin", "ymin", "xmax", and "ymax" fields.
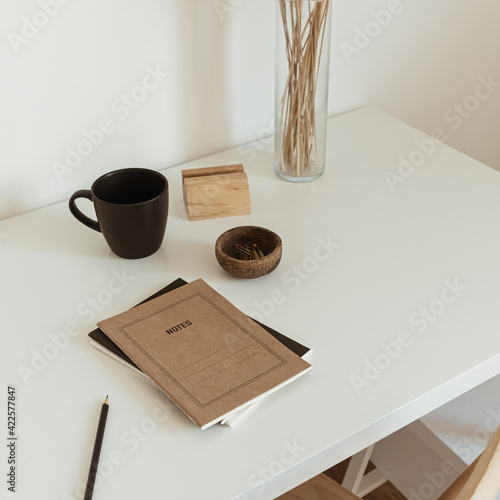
[{"xmin": 69, "ymin": 168, "xmax": 168, "ymax": 259}]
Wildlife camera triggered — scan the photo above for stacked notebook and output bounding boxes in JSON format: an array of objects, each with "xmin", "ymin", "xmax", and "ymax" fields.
[{"xmin": 90, "ymin": 278, "xmax": 312, "ymax": 429}]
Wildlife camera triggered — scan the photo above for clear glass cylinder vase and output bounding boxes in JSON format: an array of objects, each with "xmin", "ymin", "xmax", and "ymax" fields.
[{"xmin": 275, "ymin": 0, "xmax": 332, "ymax": 182}]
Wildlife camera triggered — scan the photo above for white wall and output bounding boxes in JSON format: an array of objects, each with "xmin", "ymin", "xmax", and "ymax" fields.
[{"xmin": 1, "ymin": 0, "xmax": 499, "ymax": 220}]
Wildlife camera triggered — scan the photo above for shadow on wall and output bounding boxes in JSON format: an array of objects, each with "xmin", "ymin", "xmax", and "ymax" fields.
[{"xmin": 173, "ymin": 1, "xmax": 231, "ymax": 163}]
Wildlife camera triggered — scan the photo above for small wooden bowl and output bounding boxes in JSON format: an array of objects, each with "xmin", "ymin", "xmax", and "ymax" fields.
[{"xmin": 215, "ymin": 226, "xmax": 282, "ymax": 279}]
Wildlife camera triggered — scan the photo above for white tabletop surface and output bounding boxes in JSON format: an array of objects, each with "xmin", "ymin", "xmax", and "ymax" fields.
[{"xmin": 3, "ymin": 107, "xmax": 500, "ymax": 500}]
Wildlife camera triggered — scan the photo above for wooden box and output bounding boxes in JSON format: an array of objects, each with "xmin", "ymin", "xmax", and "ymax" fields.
[{"xmin": 182, "ymin": 164, "xmax": 252, "ymax": 221}]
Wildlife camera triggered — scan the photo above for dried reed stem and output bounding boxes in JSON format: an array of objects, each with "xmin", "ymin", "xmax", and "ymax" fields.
[{"xmin": 278, "ymin": 0, "xmax": 330, "ymax": 177}]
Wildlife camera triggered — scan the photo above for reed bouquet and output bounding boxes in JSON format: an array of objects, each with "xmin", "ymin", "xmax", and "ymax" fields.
[{"xmin": 276, "ymin": 0, "xmax": 331, "ymax": 180}]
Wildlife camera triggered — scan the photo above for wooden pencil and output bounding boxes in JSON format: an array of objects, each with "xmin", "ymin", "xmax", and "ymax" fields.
[{"xmin": 84, "ymin": 396, "xmax": 109, "ymax": 500}]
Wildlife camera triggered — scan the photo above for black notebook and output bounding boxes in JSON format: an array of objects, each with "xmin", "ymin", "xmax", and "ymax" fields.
[{"xmin": 88, "ymin": 278, "xmax": 312, "ymax": 426}]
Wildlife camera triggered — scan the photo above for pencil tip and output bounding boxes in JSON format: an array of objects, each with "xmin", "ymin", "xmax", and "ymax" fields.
[{"xmin": 104, "ymin": 395, "xmax": 109, "ymax": 404}]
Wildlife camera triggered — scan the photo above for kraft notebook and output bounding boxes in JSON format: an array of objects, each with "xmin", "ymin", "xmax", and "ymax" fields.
[
  {"xmin": 89, "ymin": 278, "xmax": 312, "ymax": 426},
  {"xmin": 97, "ymin": 278, "xmax": 312, "ymax": 429}
]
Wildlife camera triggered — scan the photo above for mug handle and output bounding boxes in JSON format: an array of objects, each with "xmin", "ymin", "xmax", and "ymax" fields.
[{"xmin": 69, "ymin": 190, "xmax": 101, "ymax": 232}]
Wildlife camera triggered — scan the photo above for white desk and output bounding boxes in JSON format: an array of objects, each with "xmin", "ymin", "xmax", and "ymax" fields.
[{"xmin": 3, "ymin": 107, "xmax": 500, "ymax": 500}]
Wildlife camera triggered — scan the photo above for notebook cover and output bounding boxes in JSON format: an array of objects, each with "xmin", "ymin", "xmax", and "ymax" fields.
[
  {"xmin": 88, "ymin": 278, "xmax": 310, "ymax": 369},
  {"xmin": 97, "ymin": 278, "xmax": 312, "ymax": 429}
]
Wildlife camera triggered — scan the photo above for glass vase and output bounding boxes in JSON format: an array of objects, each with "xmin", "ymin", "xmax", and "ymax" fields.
[{"xmin": 275, "ymin": 0, "xmax": 332, "ymax": 182}]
